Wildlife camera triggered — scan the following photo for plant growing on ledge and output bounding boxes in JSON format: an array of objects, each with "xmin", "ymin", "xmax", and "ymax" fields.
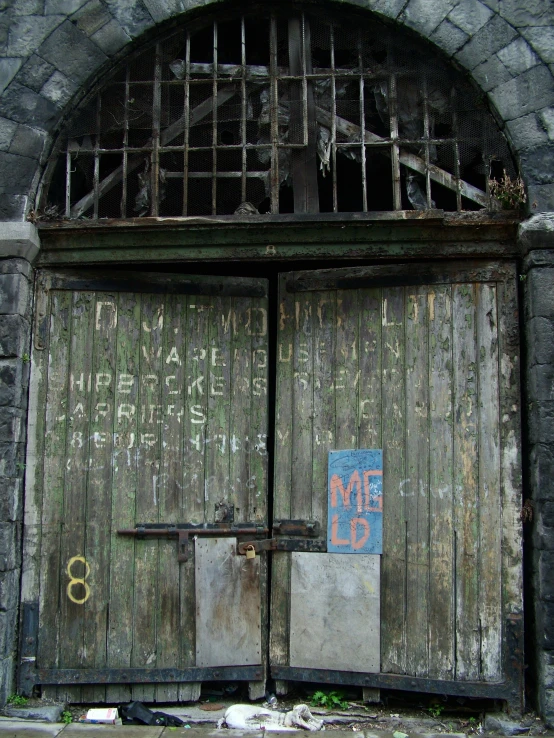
[
  {"xmin": 310, "ymin": 690, "xmax": 349, "ymax": 710},
  {"xmin": 488, "ymin": 169, "xmax": 527, "ymax": 210}
]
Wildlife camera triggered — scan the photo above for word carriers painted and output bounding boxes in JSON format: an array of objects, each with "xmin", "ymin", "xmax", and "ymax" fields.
[{"xmin": 327, "ymin": 449, "xmax": 383, "ymax": 554}]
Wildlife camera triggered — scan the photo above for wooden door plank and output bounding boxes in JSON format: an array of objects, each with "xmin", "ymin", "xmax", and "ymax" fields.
[
  {"xmin": 132, "ymin": 293, "xmax": 163, "ymax": 703},
  {"xmin": 37, "ymin": 291, "xmax": 71, "ymax": 679},
  {"xmin": 206, "ymin": 295, "xmax": 232, "ymax": 515},
  {"xmin": 249, "ymin": 298, "xmax": 269, "ymax": 523},
  {"xmin": 312, "ymin": 291, "xmax": 336, "ymax": 533},
  {"xmin": 335, "ymin": 289, "xmax": 359, "ymax": 450},
  {"xmin": 380, "ymin": 288, "xmax": 406, "ymax": 674},
  {"xmin": 292, "ymin": 291, "xmax": 314, "ymax": 519},
  {"xmin": 452, "ymin": 284, "xmax": 480, "ymax": 680},
  {"xmin": 82, "ymin": 291, "xmax": 117, "ymax": 703},
  {"xmin": 195, "ymin": 538, "xmax": 261, "ymax": 667},
  {"xmin": 57, "ymin": 291, "xmax": 96, "ymax": 702},
  {"xmin": 404, "ymin": 288, "xmax": 430, "ymax": 677},
  {"xmin": 428, "ymin": 286, "xmax": 455, "ymax": 680},
  {"xmin": 156, "ymin": 293, "xmax": 186, "ymax": 702},
  {"xmin": 476, "ymin": 283, "xmax": 502, "ymax": 680},
  {"xmin": 106, "ymin": 291, "xmax": 141, "ymax": 703},
  {"xmin": 271, "ymin": 276, "xmax": 294, "ymax": 669},
  {"xmin": 358, "ymin": 288, "xmax": 382, "ymax": 452}
]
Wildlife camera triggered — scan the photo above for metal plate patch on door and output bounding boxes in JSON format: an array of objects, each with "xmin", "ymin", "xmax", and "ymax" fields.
[
  {"xmin": 195, "ymin": 538, "xmax": 262, "ymax": 667},
  {"xmin": 289, "ymin": 553, "xmax": 380, "ymax": 673}
]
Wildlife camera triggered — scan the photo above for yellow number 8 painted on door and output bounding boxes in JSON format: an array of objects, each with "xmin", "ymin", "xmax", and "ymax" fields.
[{"xmin": 66, "ymin": 555, "xmax": 91, "ymax": 604}]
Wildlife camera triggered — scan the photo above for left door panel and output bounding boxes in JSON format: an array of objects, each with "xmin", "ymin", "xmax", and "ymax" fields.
[{"xmin": 21, "ymin": 270, "xmax": 269, "ymax": 702}]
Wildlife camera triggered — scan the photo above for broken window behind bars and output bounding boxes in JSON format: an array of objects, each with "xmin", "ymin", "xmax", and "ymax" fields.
[{"xmin": 42, "ymin": 7, "xmax": 516, "ymax": 218}]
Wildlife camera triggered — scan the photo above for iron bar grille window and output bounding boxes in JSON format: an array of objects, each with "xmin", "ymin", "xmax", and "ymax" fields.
[{"xmin": 42, "ymin": 8, "xmax": 516, "ymax": 218}]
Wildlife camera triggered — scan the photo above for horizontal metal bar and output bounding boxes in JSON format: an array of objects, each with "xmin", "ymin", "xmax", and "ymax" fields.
[
  {"xmin": 33, "ymin": 665, "xmax": 262, "ymax": 686},
  {"xmin": 270, "ymin": 666, "xmax": 513, "ymax": 700}
]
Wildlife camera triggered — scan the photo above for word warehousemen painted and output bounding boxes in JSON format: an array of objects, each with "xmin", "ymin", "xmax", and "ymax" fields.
[{"xmin": 327, "ymin": 449, "xmax": 383, "ymax": 554}]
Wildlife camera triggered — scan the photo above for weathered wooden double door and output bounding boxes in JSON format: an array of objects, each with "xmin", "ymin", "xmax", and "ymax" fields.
[{"xmin": 21, "ymin": 261, "xmax": 522, "ymax": 705}]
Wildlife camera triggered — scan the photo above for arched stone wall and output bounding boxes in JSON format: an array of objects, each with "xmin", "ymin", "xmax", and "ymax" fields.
[{"xmin": 0, "ymin": 0, "xmax": 552, "ymax": 219}]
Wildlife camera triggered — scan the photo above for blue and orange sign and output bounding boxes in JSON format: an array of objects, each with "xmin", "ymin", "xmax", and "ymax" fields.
[{"xmin": 327, "ymin": 449, "xmax": 383, "ymax": 554}]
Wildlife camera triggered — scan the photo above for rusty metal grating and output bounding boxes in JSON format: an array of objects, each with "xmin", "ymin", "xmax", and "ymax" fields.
[{"xmin": 42, "ymin": 8, "xmax": 515, "ymax": 218}]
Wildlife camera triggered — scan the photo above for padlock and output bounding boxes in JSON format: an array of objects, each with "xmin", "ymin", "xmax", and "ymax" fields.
[{"xmin": 245, "ymin": 544, "xmax": 256, "ymax": 560}]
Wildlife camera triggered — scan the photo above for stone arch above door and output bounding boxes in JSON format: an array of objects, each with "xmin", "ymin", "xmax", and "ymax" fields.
[{"xmin": 0, "ymin": 0, "xmax": 553, "ymax": 220}]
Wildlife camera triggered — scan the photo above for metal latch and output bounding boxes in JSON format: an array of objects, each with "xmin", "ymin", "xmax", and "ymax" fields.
[
  {"xmin": 117, "ymin": 523, "xmax": 269, "ymax": 562},
  {"xmin": 237, "ymin": 519, "xmax": 324, "ymax": 556}
]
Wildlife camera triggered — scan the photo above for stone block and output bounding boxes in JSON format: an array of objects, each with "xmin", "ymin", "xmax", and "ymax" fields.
[
  {"xmin": 0, "ymin": 82, "xmax": 59, "ymax": 130},
  {"xmin": 0, "ymin": 407, "xmax": 25, "ymax": 444},
  {"xmin": 0, "ymin": 152, "xmax": 38, "ymax": 196},
  {"xmin": 0, "ymin": 442, "xmax": 25, "ymax": 478},
  {"xmin": 528, "ymin": 399, "xmax": 554, "ymax": 444},
  {"xmin": 41, "ymin": 71, "xmax": 79, "ymax": 109},
  {"xmin": 541, "ymin": 108, "xmax": 554, "ymax": 140},
  {"xmin": 0, "ymin": 656, "xmax": 14, "ymax": 706},
  {"xmin": 143, "ymin": 0, "xmax": 187, "ymax": 22},
  {"xmin": 18, "ymin": 54, "xmax": 56, "ymax": 94},
  {"xmin": 0, "ymin": 58, "xmax": 22, "ymax": 96},
  {"xmin": 472, "ymin": 54, "xmax": 513, "ymax": 93},
  {"xmin": 527, "ymin": 364, "xmax": 554, "ymax": 401},
  {"xmin": 429, "ymin": 20, "xmax": 469, "ymax": 57},
  {"xmin": 0, "ymin": 223, "xmax": 40, "ymax": 262},
  {"xmin": 527, "ymin": 317, "xmax": 554, "ymax": 368},
  {"xmin": 0, "ymin": 477, "xmax": 23, "ymax": 523},
  {"xmin": 528, "ymin": 444, "xmax": 554, "ymax": 501},
  {"xmin": 493, "ymin": 0, "xmax": 554, "ymax": 28},
  {"xmin": 103, "ymin": 0, "xmax": 156, "ymax": 39},
  {"xmin": 6, "ymin": 14, "xmax": 65, "ymax": 58},
  {"xmin": 447, "ymin": 0, "xmax": 493, "ymax": 34},
  {"xmin": 0, "ymin": 196, "xmax": 29, "ymax": 222},
  {"xmin": 521, "ymin": 26, "xmax": 554, "ymax": 65},
  {"xmin": 367, "ymin": 0, "xmax": 408, "ymax": 19},
  {"xmin": 483, "ymin": 714, "xmax": 530, "ymax": 735},
  {"xmin": 536, "ymin": 599, "xmax": 554, "ymax": 649},
  {"xmin": 71, "ymin": 0, "xmax": 112, "ymax": 36},
  {"xmin": 489, "ymin": 66, "xmax": 554, "ymax": 123},
  {"xmin": 400, "ymin": 0, "xmax": 458, "ymax": 37},
  {"xmin": 0, "ymin": 522, "xmax": 21, "ymax": 571},
  {"xmin": 8, "ymin": 125, "xmax": 47, "ymax": 161},
  {"xmin": 38, "ymin": 20, "xmax": 108, "ymax": 86},
  {"xmin": 506, "ymin": 114, "xmax": 548, "ymax": 151},
  {"xmin": 497, "ymin": 37, "xmax": 540, "ymax": 76},
  {"xmin": 91, "ymin": 19, "xmax": 131, "ymax": 56},
  {"xmin": 454, "ymin": 15, "xmax": 518, "ymax": 71},
  {"xmin": 539, "ymin": 552, "xmax": 554, "ymax": 597},
  {"xmin": 46, "ymin": 0, "xmax": 89, "ymax": 12},
  {"xmin": 0, "ymin": 273, "xmax": 30, "ymax": 317},
  {"xmin": 0, "ymin": 608, "xmax": 16, "ymax": 655},
  {"xmin": 0, "ymin": 316, "xmax": 30, "ymax": 359},
  {"xmin": 13, "ymin": 0, "xmax": 44, "ymax": 13},
  {"xmin": 520, "ymin": 144, "xmax": 554, "ymax": 185},
  {"xmin": 0, "ymin": 118, "xmax": 17, "ymax": 152},
  {"xmin": 5, "ymin": 705, "xmax": 65, "ymax": 722},
  {"xmin": 525, "ymin": 267, "xmax": 554, "ymax": 320},
  {"xmin": 527, "ymin": 184, "xmax": 554, "ymax": 213},
  {"xmin": 0, "ymin": 569, "xmax": 19, "ymax": 612}
]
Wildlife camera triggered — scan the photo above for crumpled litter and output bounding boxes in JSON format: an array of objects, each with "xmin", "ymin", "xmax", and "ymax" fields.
[{"xmin": 218, "ymin": 703, "xmax": 324, "ymax": 731}]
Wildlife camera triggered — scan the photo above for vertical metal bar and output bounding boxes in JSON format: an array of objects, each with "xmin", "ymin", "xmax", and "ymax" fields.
[
  {"xmin": 182, "ymin": 31, "xmax": 191, "ymax": 216},
  {"xmin": 301, "ymin": 13, "xmax": 308, "ymax": 148},
  {"xmin": 241, "ymin": 16, "xmax": 247, "ymax": 204},
  {"xmin": 330, "ymin": 23, "xmax": 337, "ymax": 213},
  {"xmin": 212, "ymin": 21, "xmax": 218, "ymax": 215},
  {"xmin": 93, "ymin": 94, "xmax": 101, "ymax": 219},
  {"xmin": 121, "ymin": 66, "xmax": 130, "ymax": 218},
  {"xmin": 270, "ymin": 14, "xmax": 279, "ymax": 214},
  {"xmin": 65, "ymin": 148, "xmax": 71, "ymax": 218},
  {"xmin": 451, "ymin": 88, "xmax": 462, "ymax": 211},
  {"xmin": 358, "ymin": 30, "xmax": 367, "ymax": 212},
  {"xmin": 389, "ymin": 74, "xmax": 402, "ymax": 210},
  {"xmin": 422, "ymin": 75, "xmax": 432, "ymax": 209},
  {"xmin": 151, "ymin": 43, "xmax": 162, "ymax": 216}
]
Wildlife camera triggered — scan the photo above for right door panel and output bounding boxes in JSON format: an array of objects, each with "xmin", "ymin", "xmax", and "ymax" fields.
[{"xmin": 270, "ymin": 261, "xmax": 522, "ymax": 690}]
